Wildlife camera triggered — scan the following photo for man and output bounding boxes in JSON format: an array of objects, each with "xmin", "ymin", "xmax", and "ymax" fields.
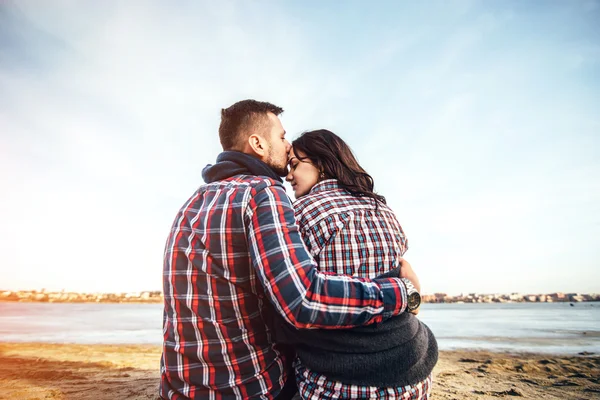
[{"xmin": 159, "ymin": 100, "xmax": 419, "ymax": 399}]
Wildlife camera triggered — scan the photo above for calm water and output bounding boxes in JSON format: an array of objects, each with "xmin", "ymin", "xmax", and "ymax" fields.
[{"xmin": 0, "ymin": 302, "xmax": 598, "ymax": 354}]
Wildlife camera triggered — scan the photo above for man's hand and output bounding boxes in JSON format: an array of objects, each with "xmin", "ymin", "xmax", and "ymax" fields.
[
  {"xmin": 399, "ymin": 258, "xmax": 421, "ymax": 315},
  {"xmin": 399, "ymin": 258, "xmax": 420, "ymax": 292}
]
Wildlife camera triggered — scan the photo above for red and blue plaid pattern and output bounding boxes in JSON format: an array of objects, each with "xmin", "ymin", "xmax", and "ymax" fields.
[
  {"xmin": 296, "ymin": 364, "xmax": 432, "ymax": 400},
  {"xmin": 293, "ymin": 179, "xmax": 431, "ymax": 399},
  {"xmin": 160, "ymin": 175, "xmax": 408, "ymax": 399},
  {"xmin": 294, "ymin": 180, "xmax": 408, "ymax": 278}
]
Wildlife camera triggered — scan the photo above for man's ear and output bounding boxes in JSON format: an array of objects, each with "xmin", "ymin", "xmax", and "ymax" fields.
[{"xmin": 247, "ymin": 134, "xmax": 266, "ymax": 157}]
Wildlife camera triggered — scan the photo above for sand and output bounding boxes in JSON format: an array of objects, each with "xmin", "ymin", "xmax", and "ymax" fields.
[{"xmin": 0, "ymin": 343, "xmax": 598, "ymax": 399}]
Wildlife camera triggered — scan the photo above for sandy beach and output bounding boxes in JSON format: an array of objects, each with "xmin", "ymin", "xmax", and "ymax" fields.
[{"xmin": 0, "ymin": 342, "xmax": 598, "ymax": 399}]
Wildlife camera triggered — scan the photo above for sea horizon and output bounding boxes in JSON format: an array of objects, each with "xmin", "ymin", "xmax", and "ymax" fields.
[{"xmin": 1, "ymin": 301, "xmax": 598, "ymax": 356}]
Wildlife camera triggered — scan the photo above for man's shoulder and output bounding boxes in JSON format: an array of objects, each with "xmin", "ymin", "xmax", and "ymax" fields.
[
  {"xmin": 203, "ymin": 175, "xmax": 285, "ymax": 193},
  {"xmin": 201, "ymin": 175, "xmax": 289, "ymax": 213}
]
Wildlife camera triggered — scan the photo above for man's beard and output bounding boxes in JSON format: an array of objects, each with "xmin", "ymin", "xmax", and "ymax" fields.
[{"xmin": 266, "ymin": 148, "xmax": 288, "ymax": 177}]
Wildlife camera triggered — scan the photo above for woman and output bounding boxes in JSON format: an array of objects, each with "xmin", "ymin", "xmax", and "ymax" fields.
[{"xmin": 276, "ymin": 129, "xmax": 438, "ymax": 400}]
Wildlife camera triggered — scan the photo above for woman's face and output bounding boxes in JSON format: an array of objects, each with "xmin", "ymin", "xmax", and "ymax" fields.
[{"xmin": 286, "ymin": 148, "xmax": 320, "ymax": 198}]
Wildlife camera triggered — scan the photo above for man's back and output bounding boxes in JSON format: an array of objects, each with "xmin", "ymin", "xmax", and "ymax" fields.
[{"xmin": 160, "ymin": 175, "xmax": 287, "ymax": 399}]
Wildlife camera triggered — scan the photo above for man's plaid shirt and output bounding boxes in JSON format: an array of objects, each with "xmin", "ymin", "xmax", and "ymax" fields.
[
  {"xmin": 160, "ymin": 174, "xmax": 409, "ymax": 400},
  {"xmin": 292, "ymin": 179, "xmax": 432, "ymax": 400}
]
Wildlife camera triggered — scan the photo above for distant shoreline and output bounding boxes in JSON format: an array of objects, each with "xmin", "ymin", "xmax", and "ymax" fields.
[{"xmin": 1, "ymin": 289, "xmax": 599, "ymax": 305}]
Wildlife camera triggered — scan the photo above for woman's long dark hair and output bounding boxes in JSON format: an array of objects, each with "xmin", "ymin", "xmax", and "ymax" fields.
[{"xmin": 292, "ymin": 129, "xmax": 386, "ymax": 204}]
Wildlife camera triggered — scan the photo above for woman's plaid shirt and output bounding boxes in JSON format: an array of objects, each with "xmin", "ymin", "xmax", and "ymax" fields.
[
  {"xmin": 160, "ymin": 175, "xmax": 409, "ymax": 400},
  {"xmin": 293, "ymin": 179, "xmax": 432, "ymax": 400}
]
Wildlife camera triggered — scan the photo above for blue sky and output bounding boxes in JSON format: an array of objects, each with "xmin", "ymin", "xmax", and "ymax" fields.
[{"xmin": 1, "ymin": 0, "xmax": 599, "ymax": 295}]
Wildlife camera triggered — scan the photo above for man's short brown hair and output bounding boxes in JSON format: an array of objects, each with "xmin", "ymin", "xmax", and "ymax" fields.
[{"xmin": 218, "ymin": 100, "xmax": 284, "ymax": 150}]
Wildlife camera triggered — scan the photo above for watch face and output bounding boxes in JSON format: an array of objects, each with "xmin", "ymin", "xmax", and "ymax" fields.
[{"xmin": 408, "ymin": 293, "xmax": 421, "ymax": 310}]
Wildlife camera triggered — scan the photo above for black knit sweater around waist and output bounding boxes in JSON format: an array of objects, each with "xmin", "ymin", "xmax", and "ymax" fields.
[{"xmin": 271, "ymin": 269, "xmax": 438, "ymax": 387}]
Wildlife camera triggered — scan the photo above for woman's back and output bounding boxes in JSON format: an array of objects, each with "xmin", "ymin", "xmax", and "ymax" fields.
[
  {"xmin": 275, "ymin": 179, "xmax": 437, "ymax": 392},
  {"xmin": 282, "ymin": 129, "xmax": 437, "ymax": 399},
  {"xmin": 293, "ymin": 179, "xmax": 408, "ymax": 278}
]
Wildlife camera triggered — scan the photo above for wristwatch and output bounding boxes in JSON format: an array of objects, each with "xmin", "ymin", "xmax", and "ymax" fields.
[{"xmin": 400, "ymin": 278, "xmax": 421, "ymax": 312}]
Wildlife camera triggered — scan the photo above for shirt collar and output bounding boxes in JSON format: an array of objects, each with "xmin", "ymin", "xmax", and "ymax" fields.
[
  {"xmin": 308, "ymin": 179, "xmax": 343, "ymax": 195},
  {"xmin": 202, "ymin": 151, "xmax": 283, "ymax": 183}
]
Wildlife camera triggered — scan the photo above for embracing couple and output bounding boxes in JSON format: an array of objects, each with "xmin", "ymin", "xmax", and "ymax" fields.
[{"xmin": 159, "ymin": 100, "xmax": 438, "ymax": 400}]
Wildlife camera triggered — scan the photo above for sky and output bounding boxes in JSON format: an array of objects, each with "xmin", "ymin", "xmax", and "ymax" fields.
[{"xmin": 0, "ymin": 0, "xmax": 599, "ymax": 295}]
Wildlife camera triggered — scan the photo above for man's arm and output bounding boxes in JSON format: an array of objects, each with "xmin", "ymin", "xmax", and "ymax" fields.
[{"xmin": 245, "ymin": 182, "xmax": 409, "ymax": 329}]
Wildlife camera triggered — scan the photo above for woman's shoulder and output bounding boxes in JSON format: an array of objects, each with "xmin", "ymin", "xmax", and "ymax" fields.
[
  {"xmin": 294, "ymin": 180, "xmax": 399, "ymax": 219},
  {"xmin": 293, "ymin": 184, "xmax": 352, "ymax": 212},
  {"xmin": 294, "ymin": 188, "xmax": 385, "ymax": 226},
  {"xmin": 293, "ymin": 189, "xmax": 334, "ymax": 223},
  {"xmin": 292, "ymin": 187, "xmax": 345, "ymax": 229}
]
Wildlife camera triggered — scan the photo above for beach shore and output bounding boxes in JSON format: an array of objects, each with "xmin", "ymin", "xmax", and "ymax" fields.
[{"xmin": 0, "ymin": 342, "xmax": 598, "ymax": 399}]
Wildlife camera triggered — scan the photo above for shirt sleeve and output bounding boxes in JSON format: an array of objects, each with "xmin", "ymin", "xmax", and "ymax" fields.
[{"xmin": 244, "ymin": 182, "xmax": 408, "ymax": 329}]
